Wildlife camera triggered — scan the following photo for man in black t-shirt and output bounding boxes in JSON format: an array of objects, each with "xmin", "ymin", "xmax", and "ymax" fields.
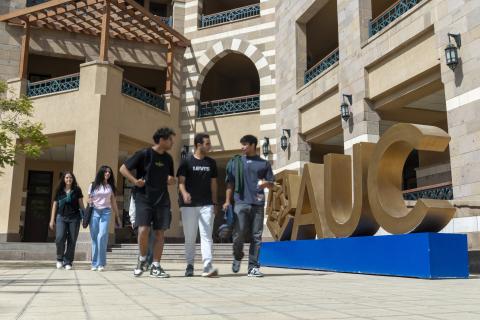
[
  {"xmin": 120, "ymin": 128, "xmax": 176, "ymax": 278},
  {"xmin": 177, "ymin": 133, "xmax": 218, "ymax": 277}
]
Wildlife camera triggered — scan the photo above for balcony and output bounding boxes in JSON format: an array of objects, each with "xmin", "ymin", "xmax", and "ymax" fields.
[
  {"xmin": 27, "ymin": 74, "xmax": 80, "ymax": 98},
  {"xmin": 200, "ymin": 3, "xmax": 260, "ymax": 28},
  {"xmin": 122, "ymin": 79, "xmax": 165, "ymax": 111},
  {"xmin": 26, "ymin": 0, "xmax": 49, "ymax": 6},
  {"xmin": 198, "ymin": 94, "xmax": 260, "ymax": 118},
  {"xmin": 25, "ymin": 65, "xmax": 166, "ymax": 111},
  {"xmin": 304, "ymin": 48, "xmax": 339, "ymax": 85},
  {"xmin": 403, "ymin": 182, "xmax": 453, "ymax": 201},
  {"xmin": 369, "ymin": 0, "xmax": 422, "ymax": 37}
]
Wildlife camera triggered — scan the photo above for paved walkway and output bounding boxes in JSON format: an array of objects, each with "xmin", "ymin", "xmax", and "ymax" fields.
[{"xmin": 0, "ymin": 262, "xmax": 479, "ymax": 320}]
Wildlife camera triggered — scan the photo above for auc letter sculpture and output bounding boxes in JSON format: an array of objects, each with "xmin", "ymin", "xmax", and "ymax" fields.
[{"xmin": 266, "ymin": 123, "xmax": 456, "ymax": 240}]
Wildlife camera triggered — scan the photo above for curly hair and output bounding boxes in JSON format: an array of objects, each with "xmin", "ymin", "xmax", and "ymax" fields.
[{"xmin": 153, "ymin": 127, "xmax": 175, "ymax": 144}]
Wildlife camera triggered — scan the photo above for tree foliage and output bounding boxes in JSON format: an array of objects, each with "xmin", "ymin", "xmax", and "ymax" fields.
[{"xmin": 0, "ymin": 80, "xmax": 48, "ymax": 171}]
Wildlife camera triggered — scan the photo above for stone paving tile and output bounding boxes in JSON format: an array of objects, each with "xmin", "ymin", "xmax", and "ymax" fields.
[
  {"xmin": 428, "ymin": 313, "xmax": 480, "ymax": 320},
  {"xmin": 372, "ymin": 316, "xmax": 437, "ymax": 320},
  {"xmin": 0, "ymin": 263, "xmax": 479, "ymax": 320},
  {"xmin": 283, "ymin": 310, "xmax": 355, "ymax": 319}
]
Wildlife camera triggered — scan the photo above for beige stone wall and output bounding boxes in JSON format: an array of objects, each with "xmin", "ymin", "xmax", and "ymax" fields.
[
  {"xmin": 279, "ymin": 0, "xmax": 480, "ymax": 235},
  {"xmin": 195, "ymin": 112, "xmax": 260, "ymax": 151},
  {"xmin": 275, "ymin": 0, "xmax": 480, "ymax": 204},
  {"xmin": 0, "ymin": 0, "xmax": 24, "ymax": 81},
  {"xmin": 0, "ymin": 61, "xmax": 184, "ymax": 240},
  {"xmin": 180, "ymin": 0, "xmax": 277, "ymax": 159}
]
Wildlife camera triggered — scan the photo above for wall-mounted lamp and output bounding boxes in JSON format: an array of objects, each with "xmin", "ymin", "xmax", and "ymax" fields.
[
  {"xmin": 280, "ymin": 129, "xmax": 291, "ymax": 152},
  {"xmin": 445, "ymin": 33, "xmax": 461, "ymax": 71},
  {"xmin": 340, "ymin": 94, "xmax": 352, "ymax": 122},
  {"xmin": 181, "ymin": 145, "xmax": 189, "ymax": 159},
  {"xmin": 262, "ymin": 137, "xmax": 270, "ymax": 158}
]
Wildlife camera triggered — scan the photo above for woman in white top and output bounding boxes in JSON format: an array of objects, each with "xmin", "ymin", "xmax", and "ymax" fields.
[{"xmin": 88, "ymin": 165, "xmax": 121, "ymax": 271}]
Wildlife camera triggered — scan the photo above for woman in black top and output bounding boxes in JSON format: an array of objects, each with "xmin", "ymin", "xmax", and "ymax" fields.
[{"xmin": 49, "ymin": 171, "xmax": 85, "ymax": 270}]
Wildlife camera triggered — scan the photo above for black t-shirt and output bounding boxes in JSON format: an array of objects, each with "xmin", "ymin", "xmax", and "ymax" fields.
[
  {"xmin": 56, "ymin": 187, "xmax": 83, "ymax": 219},
  {"xmin": 124, "ymin": 147, "xmax": 174, "ymax": 206},
  {"xmin": 176, "ymin": 154, "xmax": 218, "ymax": 207}
]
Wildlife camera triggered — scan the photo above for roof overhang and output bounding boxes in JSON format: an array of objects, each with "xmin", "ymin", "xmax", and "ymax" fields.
[{"xmin": 0, "ymin": 0, "xmax": 190, "ymax": 47}]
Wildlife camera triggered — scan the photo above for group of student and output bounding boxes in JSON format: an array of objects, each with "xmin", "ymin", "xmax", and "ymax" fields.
[{"xmin": 50, "ymin": 127, "xmax": 274, "ymax": 277}]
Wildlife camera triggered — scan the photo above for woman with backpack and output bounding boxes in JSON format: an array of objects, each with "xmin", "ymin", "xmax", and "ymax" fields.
[
  {"xmin": 88, "ymin": 165, "xmax": 121, "ymax": 271},
  {"xmin": 49, "ymin": 171, "xmax": 85, "ymax": 270}
]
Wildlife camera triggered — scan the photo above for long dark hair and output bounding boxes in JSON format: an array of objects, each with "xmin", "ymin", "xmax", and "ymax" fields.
[
  {"xmin": 91, "ymin": 165, "xmax": 116, "ymax": 195},
  {"xmin": 54, "ymin": 171, "xmax": 79, "ymax": 198}
]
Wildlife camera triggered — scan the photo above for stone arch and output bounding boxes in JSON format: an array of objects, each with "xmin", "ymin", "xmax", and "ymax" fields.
[{"xmin": 194, "ymin": 38, "xmax": 273, "ymax": 101}]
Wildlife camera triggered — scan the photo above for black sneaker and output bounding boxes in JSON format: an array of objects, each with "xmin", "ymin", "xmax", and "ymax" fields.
[
  {"xmin": 185, "ymin": 264, "xmax": 194, "ymax": 277},
  {"xmin": 232, "ymin": 259, "xmax": 241, "ymax": 273},
  {"xmin": 133, "ymin": 258, "xmax": 147, "ymax": 277},
  {"xmin": 202, "ymin": 263, "xmax": 218, "ymax": 278},
  {"xmin": 150, "ymin": 265, "xmax": 170, "ymax": 278}
]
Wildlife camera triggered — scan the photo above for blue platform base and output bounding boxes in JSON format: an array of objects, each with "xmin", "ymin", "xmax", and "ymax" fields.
[{"xmin": 259, "ymin": 233, "xmax": 469, "ymax": 279}]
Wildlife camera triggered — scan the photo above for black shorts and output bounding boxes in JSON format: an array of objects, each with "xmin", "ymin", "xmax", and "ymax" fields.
[{"xmin": 135, "ymin": 193, "xmax": 172, "ymax": 230}]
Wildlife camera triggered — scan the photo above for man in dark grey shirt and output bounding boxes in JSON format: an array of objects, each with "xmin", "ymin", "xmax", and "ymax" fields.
[{"xmin": 223, "ymin": 135, "xmax": 274, "ymax": 277}]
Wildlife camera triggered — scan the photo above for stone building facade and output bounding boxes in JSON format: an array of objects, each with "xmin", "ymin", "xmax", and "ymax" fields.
[{"xmin": 0, "ymin": 0, "xmax": 479, "ymax": 249}]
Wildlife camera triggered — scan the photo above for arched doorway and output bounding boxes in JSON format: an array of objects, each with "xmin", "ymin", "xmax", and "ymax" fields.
[{"xmin": 198, "ymin": 52, "xmax": 260, "ymax": 118}]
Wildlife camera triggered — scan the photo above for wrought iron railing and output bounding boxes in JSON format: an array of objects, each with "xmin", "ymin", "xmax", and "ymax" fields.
[
  {"xmin": 157, "ymin": 16, "xmax": 172, "ymax": 26},
  {"xmin": 304, "ymin": 48, "xmax": 339, "ymax": 85},
  {"xmin": 27, "ymin": 74, "xmax": 80, "ymax": 97},
  {"xmin": 369, "ymin": 0, "xmax": 422, "ymax": 37},
  {"xmin": 403, "ymin": 182, "xmax": 453, "ymax": 201},
  {"xmin": 200, "ymin": 3, "xmax": 260, "ymax": 28},
  {"xmin": 198, "ymin": 94, "xmax": 260, "ymax": 118},
  {"xmin": 26, "ymin": 0, "xmax": 49, "ymax": 6},
  {"xmin": 122, "ymin": 79, "xmax": 165, "ymax": 110}
]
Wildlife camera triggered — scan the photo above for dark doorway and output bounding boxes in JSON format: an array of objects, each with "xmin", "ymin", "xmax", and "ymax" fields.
[{"xmin": 23, "ymin": 171, "xmax": 53, "ymax": 242}]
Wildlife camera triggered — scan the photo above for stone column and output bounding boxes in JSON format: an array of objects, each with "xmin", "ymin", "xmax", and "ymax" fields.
[
  {"xmin": 172, "ymin": 0, "xmax": 187, "ymax": 33},
  {"xmin": 338, "ymin": 0, "xmax": 380, "ymax": 155},
  {"xmin": 73, "ymin": 61, "xmax": 121, "ymax": 246},
  {"xmin": 0, "ymin": 153, "xmax": 25, "ymax": 242},
  {"xmin": 164, "ymin": 94, "xmax": 183, "ymax": 239},
  {"xmin": 275, "ymin": 1, "xmax": 311, "ymax": 172},
  {"xmin": 0, "ymin": 79, "xmax": 28, "ymax": 241}
]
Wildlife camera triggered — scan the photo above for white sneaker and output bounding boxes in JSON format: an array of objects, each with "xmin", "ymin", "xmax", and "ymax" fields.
[
  {"xmin": 202, "ymin": 264, "xmax": 219, "ymax": 277},
  {"xmin": 64, "ymin": 265, "xmax": 72, "ymax": 270},
  {"xmin": 56, "ymin": 261, "xmax": 63, "ymax": 269},
  {"xmin": 248, "ymin": 267, "xmax": 264, "ymax": 277},
  {"xmin": 98, "ymin": 266, "xmax": 105, "ymax": 272},
  {"xmin": 91, "ymin": 267, "xmax": 97, "ymax": 271}
]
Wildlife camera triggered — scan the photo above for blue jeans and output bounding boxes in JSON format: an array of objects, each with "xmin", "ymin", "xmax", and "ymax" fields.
[
  {"xmin": 233, "ymin": 204, "xmax": 264, "ymax": 271},
  {"xmin": 90, "ymin": 208, "xmax": 111, "ymax": 267}
]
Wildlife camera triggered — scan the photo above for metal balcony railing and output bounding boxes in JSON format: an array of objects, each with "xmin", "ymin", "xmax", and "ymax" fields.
[
  {"xmin": 304, "ymin": 48, "xmax": 339, "ymax": 85},
  {"xmin": 27, "ymin": 74, "xmax": 80, "ymax": 97},
  {"xmin": 403, "ymin": 182, "xmax": 453, "ymax": 201},
  {"xmin": 200, "ymin": 3, "xmax": 260, "ymax": 28},
  {"xmin": 26, "ymin": 0, "xmax": 49, "ymax": 6},
  {"xmin": 369, "ymin": 0, "xmax": 422, "ymax": 37},
  {"xmin": 157, "ymin": 16, "xmax": 172, "ymax": 26},
  {"xmin": 198, "ymin": 94, "xmax": 260, "ymax": 118},
  {"xmin": 122, "ymin": 79, "xmax": 165, "ymax": 110}
]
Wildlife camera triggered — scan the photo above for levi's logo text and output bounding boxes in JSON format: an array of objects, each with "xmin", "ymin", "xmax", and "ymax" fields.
[{"xmin": 193, "ymin": 166, "xmax": 210, "ymax": 172}]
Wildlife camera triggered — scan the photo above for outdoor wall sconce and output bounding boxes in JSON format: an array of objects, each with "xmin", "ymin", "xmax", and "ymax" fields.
[
  {"xmin": 445, "ymin": 33, "xmax": 461, "ymax": 71},
  {"xmin": 280, "ymin": 129, "xmax": 291, "ymax": 152},
  {"xmin": 181, "ymin": 145, "xmax": 189, "ymax": 159},
  {"xmin": 262, "ymin": 137, "xmax": 270, "ymax": 158},
  {"xmin": 340, "ymin": 94, "xmax": 352, "ymax": 122}
]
